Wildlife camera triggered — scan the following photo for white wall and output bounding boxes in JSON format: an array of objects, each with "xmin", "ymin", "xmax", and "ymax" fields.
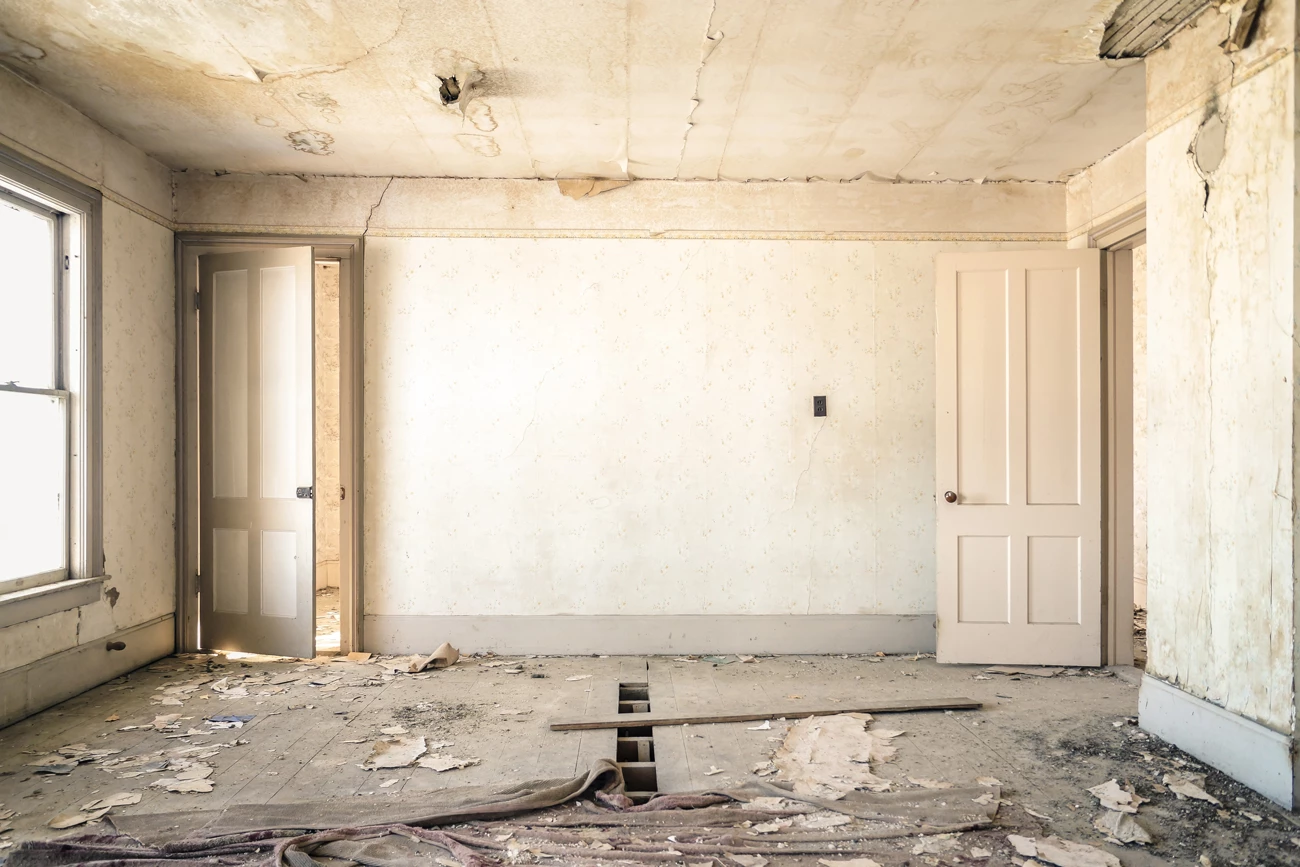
[
  {"xmin": 361, "ymin": 236, "xmax": 1049, "ymax": 647},
  {"xmin": 0, "ymin": 68, "xmax": 175, "ymax": 716},
  {"xmin": 1138, "ymin": 0, "xmax": 1299, "ymax": 806}
]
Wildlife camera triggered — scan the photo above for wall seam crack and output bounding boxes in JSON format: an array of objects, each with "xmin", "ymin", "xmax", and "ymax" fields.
[{"xmin": 673, "ymin": 0, "xmax": 720, "ymax": 180}]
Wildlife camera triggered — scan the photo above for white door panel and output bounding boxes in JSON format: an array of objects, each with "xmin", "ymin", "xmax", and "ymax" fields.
[
  {"xmin": 936, "ymin": 250, "xmax": 1101, "ymax": 666},
  {"xmin": 200, "ymin": 248, "xmax": 314, "ymax": 657}
]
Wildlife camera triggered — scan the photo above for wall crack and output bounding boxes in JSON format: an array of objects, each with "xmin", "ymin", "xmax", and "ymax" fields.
[{"xmin": 672, "ymin": 0, "xmax": 722, "ymax": 180}]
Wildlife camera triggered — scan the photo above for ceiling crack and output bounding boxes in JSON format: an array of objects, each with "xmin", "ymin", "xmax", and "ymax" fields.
[
  {"xmin": 672, "ymin": 0, "xmax": 722, "ymax": 180},
  {"xmin": 362, "ymin": 177, "xmax": 395, "ymax": 236}
]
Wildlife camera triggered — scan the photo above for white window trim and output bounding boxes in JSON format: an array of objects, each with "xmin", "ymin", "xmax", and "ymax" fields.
[{"xmin": 0, "ymin": 145, "xmax": 105, "ymax": 610}]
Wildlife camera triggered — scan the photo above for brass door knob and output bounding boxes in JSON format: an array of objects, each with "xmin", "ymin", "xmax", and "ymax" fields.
[{"xmin": 943, "ymin": 491, "xmax": 957, "ymax": 504}]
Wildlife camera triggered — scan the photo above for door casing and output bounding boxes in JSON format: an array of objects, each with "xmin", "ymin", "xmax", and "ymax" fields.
[{"xmin": 175, "ymin": 234, "xmax": 364, "ymax": 655}]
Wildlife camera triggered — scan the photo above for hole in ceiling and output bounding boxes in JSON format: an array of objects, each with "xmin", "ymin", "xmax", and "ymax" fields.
[{"xmin": 438, "ymin": 76, "xmax": 461, "ymax": 105}]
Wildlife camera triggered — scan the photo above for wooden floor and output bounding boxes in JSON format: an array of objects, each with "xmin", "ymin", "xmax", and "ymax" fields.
[{"xmin": 0, "ymin": 651, "xmax": 1293, "ymax": 863}]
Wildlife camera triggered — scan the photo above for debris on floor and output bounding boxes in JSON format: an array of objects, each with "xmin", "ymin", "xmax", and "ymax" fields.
[
  {"xmin": 360, "ymin": 736, "xmax": 427, "ymax": 770},
  {"xmin": 1163, "ymin": 770, "xmax": 1221, "ymax": 804},
  {"xmin": 984, "ymin": 665, "xmax": 1064, "ymax": 678},
  {"xmin": 772, "ymin": 713, "xmax": 902, "ymax": 797},
  {"xmin": 1009, "ymin": 834, "xmax": 1121, "ymax": 867},
  {"xmin": 410, "ymin": 642, "xmax": 459, "ymax": 673}
]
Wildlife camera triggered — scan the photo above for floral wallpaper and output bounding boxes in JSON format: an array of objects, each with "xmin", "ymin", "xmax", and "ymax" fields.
[
  {"xmin": 363, "ymin": 237, "xmax": 1045, "ymax": 618},
  {"xmin": 100, "ymin": 200, "xmax": 176, "ymax": 630}
]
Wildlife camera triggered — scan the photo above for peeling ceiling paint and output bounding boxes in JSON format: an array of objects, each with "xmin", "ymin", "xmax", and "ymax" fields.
[{"xmin": 0, "ymin": 0, "xmax": 1145, "ymax": 182}]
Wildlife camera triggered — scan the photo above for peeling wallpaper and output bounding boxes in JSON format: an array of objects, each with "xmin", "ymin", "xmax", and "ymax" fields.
[
  {"xmin": 363, "ymin": 237, "xmax": 1046, "ymax": 619},
  {"xmin": 315, "ymin": 262, "xmax": 342, "ymax": 587},
  {"xmin": 1144, "ymin": 25, "xmax": 1296, "ymax": 732}
]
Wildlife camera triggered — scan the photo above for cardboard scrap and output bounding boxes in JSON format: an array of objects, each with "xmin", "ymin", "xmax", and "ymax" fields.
[
  {"xmin": 556, "ymin": 178, "xmax": 630, "ymax": 200},
  {"xmin": 1008, "ymin": 835, "xmax": 1120, "ymax": 867},
  {"xmin": 772, "ymin": 713, "xmax": 901, "ymax": 798},
  {"xmin": 361, "ymin": 736, "xmax": 427, "ymax": 770},
  {"xmin": 410, "ymin": 642, "xmax": 459, "ymax": 673},
  {"xmin": 347, "ymin": 652, "xmax": 373, "ymax": 662}
]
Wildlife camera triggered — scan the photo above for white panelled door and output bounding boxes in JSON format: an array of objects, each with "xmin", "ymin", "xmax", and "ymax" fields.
[
  {"xmin": 935, "ymin": 250, "xmax": 1102, "ymax": 666},
  {"xmin": 199, "ymin": 248, "xmax": 315, "ymax": 657}
]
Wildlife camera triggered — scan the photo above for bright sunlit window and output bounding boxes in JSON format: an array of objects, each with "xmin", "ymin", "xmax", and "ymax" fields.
[{"xmin": 0, "ymin": 192, "xmax": 67, "ymax": 590}]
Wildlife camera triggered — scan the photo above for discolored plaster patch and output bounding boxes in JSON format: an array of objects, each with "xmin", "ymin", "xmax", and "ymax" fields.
[
  {"xmin": 1191, "ymin": 110, "xmax": 1226, "ymax": 175},
  {"xmin": 297, "ymin": 91, "xmax": 340, "ymax": 110},
  {"xmin": 455, "ymin": 133, "xmax": 499, "ymax": 157},
  {"xmin": 0, "ymin": 28, "xmax": 46, "ymax": 64},
  {"xmin": 286, "ymin": 129, "xmax": 334, "ymax": 156},
  {"xmin": 255, "ymin": 116, "xmax": 279, "ymax": 127},
  {"xmin": 465, "ymin": 100, "xmax": 496, "ymax": 132}
]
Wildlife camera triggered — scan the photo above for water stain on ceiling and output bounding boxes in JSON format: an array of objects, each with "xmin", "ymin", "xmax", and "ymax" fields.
[{"xmin": 0, "ymin": 0, "xmax": 1145, "ymax": 182}]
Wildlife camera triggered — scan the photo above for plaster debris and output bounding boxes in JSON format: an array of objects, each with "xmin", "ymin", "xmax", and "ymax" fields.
[
  {"xmin": 1093, "ymin": 809, "xmax": 1154, "ymax": 845},
  {"xmin": 409, "ymin": 642, "xmax": 459, "ymax": 672},
  {"xmin": 984, "ymin": 666, "xmax": 1063, "ymax": 678},
  {"xmin": 908, "ymin": 777, "xmax": 954, "ymax": 789},
  {"xmin": 747, "ymin": 721, "xmax": 772, "ymax": 731},
  {"xmin": 797, "ymin": 811, "xmax": 853, "ymax": 829},
  {"xmin": 1087, "ymin": 779, "xmax": 1146, "ymax": 813},
  {"xmin": 730, "ymin": 856, "xmax": 768, "ymax": 867},
  {"xmin": 566, "ymin": 675, "xmax": 592, "ymax": 681},
  {"xmin": 1008, "ymin": 835, "xmax": 1120, "ymax": 867},
  {"xmin": 1163, "ymin": 771, "xmax": 1220, "ymax": 804},
  {"xmin": 912, "ymin": 834, "xmax": 961, "ymax": 854},
  {"xmin": 381, "ymin": 726, "xmax": 409, "ymax": 735},
  {"xmin": 47, "ymin": 807, "xmax": 111, "ymax": 829},
  {"xmin": 704, "ymin": 766, "xmax": 725, "ymax": 776},
  {"xmin": 817, "ymin": 860, "xmax": 880, "ymax": 867},
  {"xmin": 751, "ymin": 760, "xmax": 777, "ymax": 776},
  {"xmin": 417, "ymin": 755, "xmax": 480, "ymax": 772},
  {"xmin": 970, "ymin": 848, "xmax": 993, "ymax": 859},
  {"xmin": 772, "ymin": 713, "xmax": 901, "ymax": 798},
  {"xmin": 361, "ymin": 736, "xmax": 427, "ymax": 770},
  {"xmin": 82, "ymin": 793, "xmax": 142, "ymax": 810}
]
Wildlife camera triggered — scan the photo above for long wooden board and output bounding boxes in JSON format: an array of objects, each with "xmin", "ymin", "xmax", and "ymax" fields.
[{"xmin": 549, "ymin": 696, "xmax": 981, "ymax": 731}]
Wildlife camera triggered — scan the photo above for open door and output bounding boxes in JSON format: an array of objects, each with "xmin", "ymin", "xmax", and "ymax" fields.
[
  {"xmin": 935, "ymin": 250, "xmax": 1102, "ymax": 666},
  {"xmin": 199, "ymin": 248, "xmax": 314, "ymax": 657}
]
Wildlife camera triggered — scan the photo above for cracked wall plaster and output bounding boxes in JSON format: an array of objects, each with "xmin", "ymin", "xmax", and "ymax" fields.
[
  {"xmin": 0, "ymin": 0, "xmax": 1143, "ymax": 182},
  {"xmin": 1144, "ymin": 0, "xmax": 1298, "ymax": 733}
]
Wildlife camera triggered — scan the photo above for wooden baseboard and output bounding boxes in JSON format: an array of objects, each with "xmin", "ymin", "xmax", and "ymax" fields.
[
  {"xmin": 363, "ymin": 613, "xmax": 936, "ymax": 656},
  {"xmin": 0, "ymin": 614, "xmax": 174, "ymax": 729}
]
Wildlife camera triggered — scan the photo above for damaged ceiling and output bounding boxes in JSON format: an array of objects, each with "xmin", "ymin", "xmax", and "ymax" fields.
[{"xmin": 0, "ymin": 0, "xmax": 1144, "ymax": 182}]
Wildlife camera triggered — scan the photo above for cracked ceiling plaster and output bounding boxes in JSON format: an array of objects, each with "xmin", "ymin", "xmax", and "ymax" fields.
[{"xmin": 0, "ymin": 0, "xmax": 1143, "ymax": 182}]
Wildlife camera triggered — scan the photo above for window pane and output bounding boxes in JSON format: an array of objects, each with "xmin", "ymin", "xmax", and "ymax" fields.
[
  {"xmin": 0, "ymin": 391, "xmax": 66, "ymax": 581},
  {"xmin": 0, "ymin": 197, "xmax": 56, "ymax": 388}
]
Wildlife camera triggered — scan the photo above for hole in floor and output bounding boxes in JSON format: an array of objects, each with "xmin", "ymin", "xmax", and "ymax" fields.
[{"xmin": 616, "ymin": 682, "xmax": 657, "ymax": 803}]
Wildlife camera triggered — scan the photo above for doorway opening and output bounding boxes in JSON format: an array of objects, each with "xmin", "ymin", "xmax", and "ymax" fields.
[
  {"xmin": 314, "ymin": 259, "xmax": 342, "ymax": 654},
  {"xmin": 177, "ymin": 237, "xmax": 362, "ymax": 660},
  {"xmin": 1100, "ymin": 212, "xmax": 1146, "ymax": 669}
]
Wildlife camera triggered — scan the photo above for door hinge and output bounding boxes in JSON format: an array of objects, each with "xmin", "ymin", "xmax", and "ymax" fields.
[
  {"xmin": 64, "ymin": 255, "xmax": 70, "ymax": 271},
  {"xmin": 340, "ymin": 486, "xmax": 346, "ymax": 501},
  {"xmin": 195, "ymin": 291, "xmax": 201, "ymax": 310},
  {"xmin": 296, "ymin": 486, "xmax": 314, "ymax": 499}
]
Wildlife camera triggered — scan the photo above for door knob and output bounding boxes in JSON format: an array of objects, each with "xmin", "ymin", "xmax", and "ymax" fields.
[{"xmin": 944, "ymin": 491, "xmax": 957, "ymax": 504}]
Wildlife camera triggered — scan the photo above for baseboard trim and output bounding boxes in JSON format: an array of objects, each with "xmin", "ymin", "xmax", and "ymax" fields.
[
  {"xmin": 1139, "ymin": 674, "xmax": 1294, "ymax": 807},
  {"xmin": 0, "ymin": 614, "xmax": 175, "ymax": 729},
  {"xmin": 364, "ymin": 614, "xmax": 936, "ymax": 656}
]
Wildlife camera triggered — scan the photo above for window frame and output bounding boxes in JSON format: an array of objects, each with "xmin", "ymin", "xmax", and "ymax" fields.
[{"xmin": 0, "ymin": 145, "xmax": 103, "ymax": 598}]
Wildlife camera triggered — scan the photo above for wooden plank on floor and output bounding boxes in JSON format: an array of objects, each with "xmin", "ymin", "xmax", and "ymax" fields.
[{"xmin": 549, "ymin": 696, "xmax": 982, "ymax": 730}]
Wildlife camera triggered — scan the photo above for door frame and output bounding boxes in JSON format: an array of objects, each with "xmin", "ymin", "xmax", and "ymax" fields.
[
  {"xmin": 175, "ymin": 233, "xmax": 365, "ymax": 655},
  {"xmin": 1089, "ymin": 208, "xmax": 1146, "ymax": 666}
]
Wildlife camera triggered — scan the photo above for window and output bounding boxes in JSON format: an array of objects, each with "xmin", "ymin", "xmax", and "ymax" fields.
[{"xmin": 0, "ymin": 148, "xmax": 102, "ymax": 597}]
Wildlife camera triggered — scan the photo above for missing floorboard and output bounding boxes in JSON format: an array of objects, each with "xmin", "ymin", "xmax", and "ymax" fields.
[{"xmin": 615, "ymin": 681, "xmax": 657, "ymax": 802}]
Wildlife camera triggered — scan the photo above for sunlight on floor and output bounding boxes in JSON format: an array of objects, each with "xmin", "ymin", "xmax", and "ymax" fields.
[{"xmin": 316, "ymin": 586, "xmax": 340, "ymax": 654}]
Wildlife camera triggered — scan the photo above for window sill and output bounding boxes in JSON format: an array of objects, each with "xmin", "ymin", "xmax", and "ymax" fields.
[{"xmin": 0, "ymin": 576, "xmax": 107, "ymax": 629}]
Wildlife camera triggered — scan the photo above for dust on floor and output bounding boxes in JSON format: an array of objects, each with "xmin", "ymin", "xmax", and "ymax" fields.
[{"xmin": 0, "ymin": 653, "xmax": 1294, "ymax": 865}]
